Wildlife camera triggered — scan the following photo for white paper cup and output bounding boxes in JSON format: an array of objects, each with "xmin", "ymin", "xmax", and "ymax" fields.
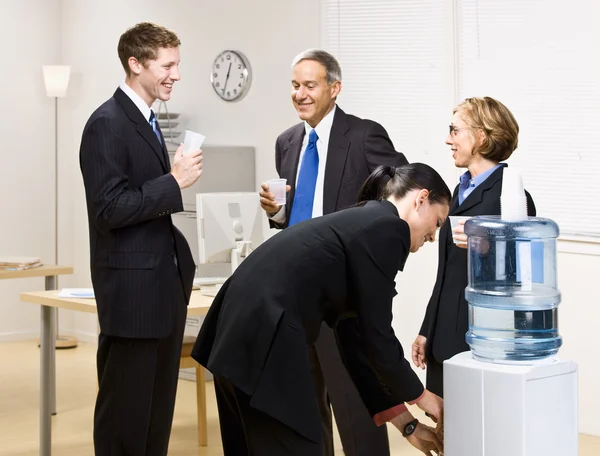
[
  {"xmin": 267, "ymin": 178, "xmax": 287, "ymax": 205},
  {"xmin": 449, "ymin": 216, "xmax": 471, "ymax": 245},
  {"xmin": 183, "ymin": 130, "xmax": 206, "ymax": 155}
]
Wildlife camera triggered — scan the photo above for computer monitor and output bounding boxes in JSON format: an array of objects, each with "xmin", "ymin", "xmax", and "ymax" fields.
[{"xmin": 195, "ymin": 192, "xmax": 263, "ymax": 274}]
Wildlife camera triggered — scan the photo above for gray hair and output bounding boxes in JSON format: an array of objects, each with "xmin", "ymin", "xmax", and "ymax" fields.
[{"xmin": 291, "ymin": 49, "xmax": 342, "ymax": 85}]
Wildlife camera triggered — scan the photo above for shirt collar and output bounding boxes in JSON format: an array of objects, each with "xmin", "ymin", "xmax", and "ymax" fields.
[
  {"xmin": 304, "ymin": 105, "xmax": 337, "ymax": 145},
  {"xmin": 119, "ymin": 81, "xmax": 153, "ymax": 122},
  {"xmin": 472, "ymin": 164, "xmax": 503, "ymax": 187},
  {"xmin": 459, "ymin": 163, "xmax": 503, "ymax": 189}
]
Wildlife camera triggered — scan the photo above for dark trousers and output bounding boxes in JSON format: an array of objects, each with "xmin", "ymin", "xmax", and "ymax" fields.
[
  {"xmin": 214, "ymin": 375, "xmax": 323, "ymax": 456},
  {"xmin": 93, "ymin": 279, "xmax": 187, "ymax": 456},
  {"xmin": 311, "ymin": 324, "xmax": 390, "ymax": 456},
  {"xmin": 425, "ymin": 356, "xmax": 444, "ymax": 398}
]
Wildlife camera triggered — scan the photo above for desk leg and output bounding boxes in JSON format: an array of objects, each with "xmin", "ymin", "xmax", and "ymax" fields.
[
  {"xmin": 45, "ymin": 276, "xmax": 57, "ymax": 416},
  {"xmin": 40, "ymin": 305, "xmax": 53, "ymax": 456}
]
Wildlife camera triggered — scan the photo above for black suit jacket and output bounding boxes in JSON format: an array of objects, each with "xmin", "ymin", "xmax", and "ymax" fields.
[
  {"xmin": 192, "ymin": 201, "xmax": 424, "ymax": 443},
  {"xmin": 79, "ymin": 88, "xmax": 196, "ymax": 339},
  {"xmin": 419, "ymin": 164, "xmax": 536, "ymax": 362},
  {"xmin": 271, "ymin": 106, "xmax": 408, "ymax": 227}
]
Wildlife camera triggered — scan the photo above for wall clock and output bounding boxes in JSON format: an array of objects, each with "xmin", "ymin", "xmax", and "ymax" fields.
[{"xmin": 210, "ymin": 50, "xmax": 252, "ymax": 102}]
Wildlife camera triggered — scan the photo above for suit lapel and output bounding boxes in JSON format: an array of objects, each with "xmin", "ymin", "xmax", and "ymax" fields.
[
  {"xmin": 280, "ymin": 124, "xmax": 305, "ymax": 220},
  {"xmin": 449, "ymin": 187, "xmax": 461, "ymax": 215},
  {"xmin": 113, "ymin": 88, "xmax": 169, "ymax": 173},
  {"xmin": 452, "ymin": 164, "xmax": 505, "ymax": 215},
  {"xmin": 323, "ymin": 107, "xmax": 351, "ymax": 215}
]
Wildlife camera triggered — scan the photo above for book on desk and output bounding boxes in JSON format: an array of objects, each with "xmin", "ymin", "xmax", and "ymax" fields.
[{"xmin": 0, "ymin": 256, "xmax": 43, "ymax": 270}]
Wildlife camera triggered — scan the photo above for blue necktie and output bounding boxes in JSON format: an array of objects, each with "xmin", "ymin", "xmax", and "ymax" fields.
[
  {"xmin": 289, "ymin": 129, "xmax": 319, "ymax": 226},
  {"xmin": 149, "ymin": 111, "xmax": 162, "ymax": 145}
]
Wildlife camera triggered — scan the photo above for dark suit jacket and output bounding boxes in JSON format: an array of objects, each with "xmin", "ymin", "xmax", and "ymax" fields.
[
  {"xmin": 271, "ymin": 106, "xmax": 408, "ymax": 227},
  {"xmin": 419, "ymin": 164, "xmax": 536, "ymax": 362},
  {"xmin": 79, "ymin": 88, "xmax": 196, "ymax": 339},
  {"xmin": 192, "ymin": 201, "xmax": 424, "ymax": 443}
]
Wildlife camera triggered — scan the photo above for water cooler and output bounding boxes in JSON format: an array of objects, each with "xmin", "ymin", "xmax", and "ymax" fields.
[{"xmin": 444, "ymin": 169, "xmax": 578, "ymax": 456}]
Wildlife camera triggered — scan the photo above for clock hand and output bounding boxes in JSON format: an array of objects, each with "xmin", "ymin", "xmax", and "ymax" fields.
[{"xmin": 222, "ymin": 62, "xmax": 232, "ymax": 94}]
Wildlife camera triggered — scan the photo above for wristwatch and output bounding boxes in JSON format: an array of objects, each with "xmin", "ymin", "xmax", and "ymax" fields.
[{"xmin": 402, "ymin": 418, "xmax": 419, "ymax": 437}]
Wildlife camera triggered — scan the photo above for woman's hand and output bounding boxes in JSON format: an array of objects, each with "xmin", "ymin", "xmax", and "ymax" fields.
[
  {"xmin": 412, "ymin": 335, "xmax": 427, "ymax": 369},
  {"xmin": 406, "ymin": 423, "xmax": 444, "ymax": 455},
  {"xmin": 415, "ymin": 389, "xmax": 444, "ymax": 437},
  {"xmin": 452, "ymin": 220, "xmax": 468, "ymax": 249}
]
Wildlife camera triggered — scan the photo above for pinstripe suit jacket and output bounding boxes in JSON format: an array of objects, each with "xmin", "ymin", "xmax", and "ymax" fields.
[{"xmin": 79, "ymin": 88, "xmax": 195, "ymax": 338}]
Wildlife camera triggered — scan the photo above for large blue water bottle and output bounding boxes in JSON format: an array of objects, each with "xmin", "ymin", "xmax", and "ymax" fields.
[
  {"xmin": 463, "ymin": 168, "xmax": 562, "ymax": 362},
  {"xmin": 464, "ymin": 216, "xmax": 562, "ymax": 362}
]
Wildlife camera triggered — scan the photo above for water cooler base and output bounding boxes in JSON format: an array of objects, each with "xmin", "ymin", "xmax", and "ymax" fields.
[{"xmin": 444, "ymin": 351, "xmax": 578, "ymax": 456}]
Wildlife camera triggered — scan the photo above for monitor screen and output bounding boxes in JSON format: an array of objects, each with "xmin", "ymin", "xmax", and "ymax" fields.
[{"xmin": 196, "ymin": 192, "xmax": 263, "ymax": 264}]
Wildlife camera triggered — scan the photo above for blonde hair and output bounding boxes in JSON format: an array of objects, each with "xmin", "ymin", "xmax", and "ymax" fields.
[{"xmin": 454, "ymin": 97, "xmax": 519, "ymax": 162}]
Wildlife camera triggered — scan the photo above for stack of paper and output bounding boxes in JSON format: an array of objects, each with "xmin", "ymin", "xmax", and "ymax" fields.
[
  {"xmin": 0, "ymin": 256, "xmax": 43, "ymax": 270},
  {"xmin": 58, "ymin": 288, "xmax": 95, "ymax": 298}
]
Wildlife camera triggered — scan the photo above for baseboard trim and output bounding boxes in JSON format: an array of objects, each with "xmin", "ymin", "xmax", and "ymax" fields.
[
  {"xmin": 0, "ymin": 331, "xmax": 39, "ymax": 343},
  {"xmin": 579, "ymin": 420, "xmax": 600, "ymax": 437}
]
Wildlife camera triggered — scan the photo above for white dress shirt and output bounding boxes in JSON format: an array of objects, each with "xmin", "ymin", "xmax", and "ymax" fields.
[
  {"xmin": 271, "ymin": 106, "xmax": 337, "ymax": 224},
  {"xmin": 119, "ymin": 81, "xmax": 152, "ymax": 122}
]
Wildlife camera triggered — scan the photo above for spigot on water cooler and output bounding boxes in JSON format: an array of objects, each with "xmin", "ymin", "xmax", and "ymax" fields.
[{"xmin": 444, "ymin": 169, "xmax": 578, "ymax": 456}]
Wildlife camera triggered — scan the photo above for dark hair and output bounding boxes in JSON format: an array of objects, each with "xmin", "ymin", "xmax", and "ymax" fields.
[
  {"xmin": 358, "ymin": 163, "xmax": 451, "ymax": 206},
  {"xmin": 118, "ymin": 22, "xmax": 181, "ymax": 77}
]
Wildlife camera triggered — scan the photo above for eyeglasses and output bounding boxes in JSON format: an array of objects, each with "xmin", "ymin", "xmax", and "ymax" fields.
[{"xmin": 448, "ymin": 124, "xmax": 469, "ymax": 136}]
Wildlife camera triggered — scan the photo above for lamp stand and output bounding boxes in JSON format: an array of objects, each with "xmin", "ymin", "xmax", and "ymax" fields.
[{"xmin": 52, "ymin": 96, "xmax": 77, "ymax": 350}]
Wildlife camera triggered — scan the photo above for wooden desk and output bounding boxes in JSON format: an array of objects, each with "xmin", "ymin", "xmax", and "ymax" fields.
[
  {"xmin": 1, "ymin": 264, "xmax": 73, "ymax": 447},
  {"xmin": 20, "ymin": 289, "xmax": 213, "ymax": 315},
  {"xmin": 0, "ymin": 264, "xmax": 73, "ymax": 280},
  {"xmin": 20, "ymin": 289, "xmax": 213, "ymax": 456}
]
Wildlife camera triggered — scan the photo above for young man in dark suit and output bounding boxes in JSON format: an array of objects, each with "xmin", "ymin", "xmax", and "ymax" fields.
[
  {"xmin": 260, "ymin": 49, "xmax": 409, "ymax": 456},
  {"xmin": 79, "ymin": 22, "xmax": 202, "ymax": 456}
]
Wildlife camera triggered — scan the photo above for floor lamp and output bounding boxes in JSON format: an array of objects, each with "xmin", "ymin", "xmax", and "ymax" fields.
[{"xmin": 42, "ymin": 65, "xmax": 77, "ymax": 349}]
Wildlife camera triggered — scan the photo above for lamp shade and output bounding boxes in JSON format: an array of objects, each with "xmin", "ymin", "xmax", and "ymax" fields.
[{"xmin": 43, "ymin": 65, "xmax": 71, "ymax": 97}]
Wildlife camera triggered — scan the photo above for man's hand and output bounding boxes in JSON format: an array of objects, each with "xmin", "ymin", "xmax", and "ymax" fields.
[
  {"xmin": 170, "ymin": 144, "xmax": 203, "ymax": 189},
  {"xmin": 259, "ymin": 182, "xmax": 290, "ymax": 214},
  {"xmin": 412, "ymin": 335, "xmax": 427, "ymax": 369},
  {"xmin": 406, "ymin": 423, "xmax": 443, "ymax": 455},
  {"xmin": 391, "ymin": 411, "xmax": 443, "ymax": 455}
]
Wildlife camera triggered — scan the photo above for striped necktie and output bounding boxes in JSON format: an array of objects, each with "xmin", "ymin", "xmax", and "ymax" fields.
[{"xmin": 149, "ymin": 111, "xmax": 162, "ymax": 145}]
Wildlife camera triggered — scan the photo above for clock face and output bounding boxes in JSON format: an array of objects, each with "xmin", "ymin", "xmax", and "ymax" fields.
[{"xmin": 211, "ymin": 50, "xmax": 251, "ymax": 102}]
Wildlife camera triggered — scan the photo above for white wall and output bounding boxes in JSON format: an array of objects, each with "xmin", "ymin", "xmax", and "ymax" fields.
[
  {"xmin": 0, "ymin": 0, "xmax": 61, "ymax": 340},
  {"xmin": 2, "ymin": 0, "xmax": 599, "ymax": 438},
  {"xmin": 553, "ymin": 249, "xmax": 600, "ymax": 435}
]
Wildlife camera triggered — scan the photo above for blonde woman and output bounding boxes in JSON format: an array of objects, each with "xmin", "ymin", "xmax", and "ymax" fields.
[{"xmin": 412, "ymin": 97, "xmax": 536, "ymax": 397}]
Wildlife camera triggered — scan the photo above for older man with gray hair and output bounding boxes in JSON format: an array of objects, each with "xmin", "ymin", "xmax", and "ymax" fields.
[{"xmin": 259, "ymin": 49, "xmax": 409, "ymax": 456}]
